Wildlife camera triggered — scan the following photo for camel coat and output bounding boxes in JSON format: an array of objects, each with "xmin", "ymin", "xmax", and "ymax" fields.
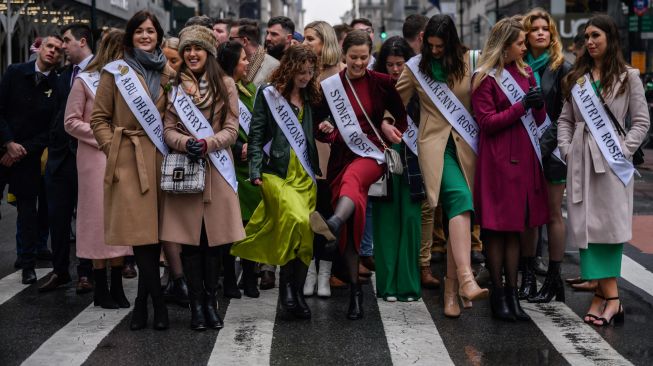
[
  {"xmin": 65, "ymin": 77, "xmax": 132, "ymax": 258},
  {"xmin": 90, "ymin": 64, "xmax": 176, "ymax": 246},
  {"xmin": 159, "ymin": 76, "xmax": 245, "ymax": 246},
  {"xmin": 394, "ymin": 53, "xmax": 476, "ymax": 208},
  {"xmin": 558, "ymin": 68, "xmax": 650, "ymax": 249}
]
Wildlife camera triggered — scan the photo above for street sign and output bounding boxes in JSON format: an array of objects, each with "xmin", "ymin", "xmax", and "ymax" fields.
[
  {"xmin": 641, "ymin": 32, "xmax": 653, "ymax": 39},
  {"xmin": 630, "ymin": 15, "xmax": 639, "ymax": 32},
  {"xmin": 634, "ymin": 0, "xmax": 649, "ymax": 16}
]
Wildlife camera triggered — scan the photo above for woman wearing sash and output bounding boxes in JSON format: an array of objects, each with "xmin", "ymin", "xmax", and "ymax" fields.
[
  {"xmin": 216, "ymin": 40, "xmax": 261, "ymax": 299},
  {"xmin": 91, "ymin": 11, "xmax": 176, "ymax": 331},
  {"xmin": 310, "ymin": 30, "xmax": 408, "ymax": 320},
  {"xmin": 231, "ymin": 45, "xmax": 324, "ymax": 320},
  {"xmin": 471, "ymin": 18, "xmax": 548, "ymax": 322},
  {"xmin": 558, "ymin": 15, "xmax": 649, "ymax": 326},
  {"xmin": 302, "ymin": 21, "xmax": 345, "ymax": 298},
  {"xmin": 370, "ymin": 36, "xmax": 421, "ymax": 302},
  {"xmin": 64, "ymin": 30, "xmax": 132, "ymax": 310},
  {"xmin": 394, "ymin": 15, "xmax": 488, "ymax": 316},
  {"xmin": 518, "ymin": 9, "xmax": 572, "ymax": 303}
]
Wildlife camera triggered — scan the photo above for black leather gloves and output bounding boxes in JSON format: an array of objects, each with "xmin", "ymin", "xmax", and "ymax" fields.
[
  {"xmin": 522, "ymin": 87, "xmax": 544, "ymax": 110},
  {"xmin": 186, "ymin": 139, "xmax": 206, "ymax": 162}
]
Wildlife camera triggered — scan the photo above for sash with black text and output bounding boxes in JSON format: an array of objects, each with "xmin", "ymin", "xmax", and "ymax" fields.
[
  {"xmin": 77, "ymin": 71, "xmax": 100, "ymax": 96},
  {"xmin": 172, "ymin": 87, "xmax": 238, "ymax": 192},
  {"xmin": 104, "ymin": 60, "xmax": 169, "ymax": 155}
]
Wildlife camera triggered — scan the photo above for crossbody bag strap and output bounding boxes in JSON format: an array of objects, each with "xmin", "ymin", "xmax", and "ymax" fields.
[
  {"xmin": 344, "ymin": 73, "xmax": 389, "ymax": 151},
  {"xmin": 589, "ymin": 73, "xmax": 627, "ymax": 137}
]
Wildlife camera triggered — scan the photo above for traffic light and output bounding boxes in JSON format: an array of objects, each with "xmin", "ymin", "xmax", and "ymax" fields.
[{"xmin": 380, "ymin": 25, "xmax": 387, "ymax": 40}]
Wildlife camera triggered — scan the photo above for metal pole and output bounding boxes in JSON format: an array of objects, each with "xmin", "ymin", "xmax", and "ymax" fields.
[
  {"xmin": 6, "ymin": 0, "xmax": 12, "ymax": 66},
  {"xmin": 91, "ymin": 0, "xmax": 97, "ymax": 44},
  {"xmin": 459, "ymin": 0, "xmax": 463, "ymax": 40}
]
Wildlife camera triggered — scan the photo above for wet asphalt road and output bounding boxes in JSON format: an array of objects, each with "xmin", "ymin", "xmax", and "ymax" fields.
[{"xmin": 1, "ymin": 175, "xmax": 653, "ymax": 366}]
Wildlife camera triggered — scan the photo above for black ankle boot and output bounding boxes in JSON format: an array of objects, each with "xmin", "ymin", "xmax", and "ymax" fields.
[
  {"xmin": 204, "ymin": 255, "xmax": 224, "ymax": 329},
  {"xmin": 130, "ymin": 296, "xmax": 148, "ymax": 330},
  {"xmin": 242, "ymin": 259, "xmax": 260, "ymax": 298},
  {"xmin": 528, "ymin": 261, "xmax": 564, "ymax": 303},
  {"xmin": 110, "ymin": 266, "xmax": 130, "ymax": 308},
  {"xmin": 347, "ymin": 284, "xmax": 364, "ymax": 320},
  {"xmin": 94, "ymin": 269, "xmax": 119, "ymax": 309},
  {"xmin": 518, "ymin": 257, "xmax": 538, "ymax": 300},
  {"xmin": 279, "ymin": 264, "xmax": 297, "ymax": 311},
  {"xmin": 170, "ymin": 276, "xmax": 190, "ymax": 306},
  {"xmin": 506, "ymin": 286, "xmax": 531, "ymax": 321},
  {"xmin": 490, "ymin": 286, "xmax": 516, "ymax": 322},
  {"xmin": 152, "ymin": 296, "xmax": 169, "ymax": 330}
]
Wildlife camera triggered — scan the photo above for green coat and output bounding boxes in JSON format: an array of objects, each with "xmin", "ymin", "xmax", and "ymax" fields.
[{"xmin": 248, "ymin": 84, "xmax": 321, "ymax": 180}]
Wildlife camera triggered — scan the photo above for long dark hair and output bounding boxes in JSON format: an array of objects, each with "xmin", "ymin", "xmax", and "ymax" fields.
[
  {"xmin": 177, "ymin": 49, "xmax": 232, "ymax": 126},
  {"xmin": 123, "ymin": 10, "xmax": 164, "ymax": 53},
  {"xmin": 217, "ymin": 40, "xmax": 244, "ymax": 77},
  {"xmin": 563, "ymin": 14, "xmax": 628, "ymax": 99},
  {"xmin": 374, "ymin": 36, "xmax": 414, "ymax": 74},
  {"xmin": 269, "ymin": 44, "xmax": 321, "ymax": 105},
  {"xmin": 419, "ymin": 14, "xmax": 468, "ymax": 85}
]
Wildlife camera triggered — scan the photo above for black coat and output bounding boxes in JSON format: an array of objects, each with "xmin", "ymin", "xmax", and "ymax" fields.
[
  {"xmin": 47, "ymin": 64, "xmax": 77, "ymax": 175},
  {"xmin": 539, "ymin": 60, "xmax": 572, "ymax": 182},
  {"xmin": 0, "ymin": 60, "xmax": 59, "ymax": 196}
]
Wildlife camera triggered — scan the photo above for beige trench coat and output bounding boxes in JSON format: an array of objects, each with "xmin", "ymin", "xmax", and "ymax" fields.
[
  {"xmin": 90, "ymin": 64, "xmax": 176, "ymax": 246},
  {"xmin": 159, "ymin": 76, "xmax": 245, "ymax": 246},
  {"xmin": 394, "ymin": 52, "xmax": 477, "ymax": 208},
  {"xmin": 558, "ymin": 68, "xmax": 650, "ymax": 248}
]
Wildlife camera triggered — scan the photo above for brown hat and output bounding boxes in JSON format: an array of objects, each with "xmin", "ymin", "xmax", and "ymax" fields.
[{"xmin": 178, "ymin": 25, "xmax": 217, "ymax": 58}]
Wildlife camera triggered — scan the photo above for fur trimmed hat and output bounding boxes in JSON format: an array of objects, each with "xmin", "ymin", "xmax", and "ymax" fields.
[{"xmin": 178, "ymin": 25, "xmax": 217, "ymax": 58}]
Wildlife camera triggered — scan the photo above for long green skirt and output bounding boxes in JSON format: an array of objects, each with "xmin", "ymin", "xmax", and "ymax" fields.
[
  {"xmin": 580, "ymin": 243, "xmax": 623, "ymax": 280},
  {"xmin": 372, "ymin": 144, "xmax": 421, "ymax": 301}
]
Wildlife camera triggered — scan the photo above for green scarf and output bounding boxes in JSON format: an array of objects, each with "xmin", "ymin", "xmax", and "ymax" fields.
[
  {"xmin": 430, "ymin": 59, "xmax": 448, "ymax": 83},
  {"xmin": 525, "ymin": 51, "xmax": 550, "ymax": 87}
]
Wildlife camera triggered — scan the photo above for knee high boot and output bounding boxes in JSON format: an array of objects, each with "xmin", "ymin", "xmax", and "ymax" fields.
[
  {"xmin": 203, "ymin": 254, "xmax": 224, "ymax": 329},
  {"xmin": 182, "ymin": 250, "xmax": 207, "ymax": 331},
  {"xmin": 221, "ymin": 245, "xmax": 241, "ymax": 299},
  {"xmin": 241, "ymin": 259, "xmax": 260, "ymax": 298},
  {"xmin": 279, "ymin": 263, "xmax": 297, "ymax": 311},
  {"xmin": 131, "ymin": 244, "xmax": 167, "ymax": 330},
  {"xmin": 292, "ymin": 259, "xmax": 311, "ymax": 319},
  {"xmin": 110, "ymin": 266, "xmax": 130, "ymax": 308}
]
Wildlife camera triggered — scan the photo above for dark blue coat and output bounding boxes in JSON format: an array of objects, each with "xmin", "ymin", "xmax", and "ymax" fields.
[{"xmin": 47, "ymin": 64, "xmax": 77, "ymax": 175}]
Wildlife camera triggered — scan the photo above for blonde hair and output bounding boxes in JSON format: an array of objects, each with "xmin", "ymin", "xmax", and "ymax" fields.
[
  {"xmin": 304, "ymin": 21, "xmax": 341, "ymax": 67},
  {"xmin": 522, "ymin": 8, "xmax": 564, "ymax": 71},
  {"xmin": 86, "ymin": 29, "xmax": 124, "ymax": 73},
  {"xmin": 162, "ymin": 36, "xmax": 179, "ymax": 50},
  {"xmin": 473, "ymin": 18, "xmax": 528, "ymax": 91}
]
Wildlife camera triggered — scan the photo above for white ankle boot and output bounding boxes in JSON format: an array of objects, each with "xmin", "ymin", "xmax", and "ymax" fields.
[
  {"xmin": 303, "ymin": 259, "xmax": 317, "ymax": 296},
  {"xmin": 317, "ymin": 260, "xmax": 332, "ymax": 298}
]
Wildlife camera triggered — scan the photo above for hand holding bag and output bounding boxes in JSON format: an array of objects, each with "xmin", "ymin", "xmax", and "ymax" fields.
[{"xmin": 160, "ymin": 152, "xmax": 206, "ymax": 194}]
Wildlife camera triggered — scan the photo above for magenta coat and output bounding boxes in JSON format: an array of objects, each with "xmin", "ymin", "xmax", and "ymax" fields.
[{"xmin": 471, "ymin": 63, "xmax": 549, "ymax": 231}]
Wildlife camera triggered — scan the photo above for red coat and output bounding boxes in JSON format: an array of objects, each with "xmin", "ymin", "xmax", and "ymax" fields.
[{"xmin": 471, "ymin": 63, "xmax": 549, "ymax": 231}]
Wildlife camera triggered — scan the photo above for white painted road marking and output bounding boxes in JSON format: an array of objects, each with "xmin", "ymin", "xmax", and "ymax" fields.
[
  {"xmin": 372, "ymin": 274, "xmax": 455, "ymax": 366},
  {"xmin": 208, "ymin": 288, "xmax": 278, "ymax": 365},
  {"xmin": 20, "ymin": 276, "xmax": 138, "ymax": 366},
  {"xmin": 0, "ymin": 269, "xmax": 51, "ymax": 306},
  {"xmin": 621, "ymin": 255, "xmax": 653, "ymax": 298},
  {"xmin": 523, "ymin": 302, "xmax": 633, "ymax": 366}
]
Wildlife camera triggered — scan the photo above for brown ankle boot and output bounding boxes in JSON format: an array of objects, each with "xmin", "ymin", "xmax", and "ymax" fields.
[
  {"xmin": 443, "ymin": 277, "xmax": 461, "ymax": 318},
  {"xmin": 457, "ymin": 267, "xmax": 489, "ymax": 301},
  {"xmin": 420, "ymin": 266, "xmax": 440, "ymax": 289}
]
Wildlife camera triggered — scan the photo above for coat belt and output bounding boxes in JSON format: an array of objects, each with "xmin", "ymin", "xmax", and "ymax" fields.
[{"xmin": 105, "ymin": 127, "xmax": 150, "ymax": 194}]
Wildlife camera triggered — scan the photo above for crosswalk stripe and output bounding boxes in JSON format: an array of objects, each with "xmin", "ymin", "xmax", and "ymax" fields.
[
  {"xmin": 372, "ymin": 274, "xmax": 455, "ymax": 366},
  {"xmin": 621, "ymin": 255, "xmax": 653, "ymax": 298},
  {"xmin": 20, "ymin": 277, "xmax": 138, "ymax": 366},
  {"xmin": 207, "ymin": 288, "xmax": 278, "ymax": 365},
  {"xmin": 523, "ymin": 302, "xmax": 633, "ymax": 366},
  {"xmin": 0, "ymin": 269, "xmax": 52, "ymax": 306}
]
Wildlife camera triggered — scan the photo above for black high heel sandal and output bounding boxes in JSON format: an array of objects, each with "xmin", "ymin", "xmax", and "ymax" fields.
[
  {"xmin": 584, "ymin": 293, "xmax": 605, "ymax": 324},
  {"xmin": 594, "ymin": 297, "xmax": 624, "ymax": 326}
]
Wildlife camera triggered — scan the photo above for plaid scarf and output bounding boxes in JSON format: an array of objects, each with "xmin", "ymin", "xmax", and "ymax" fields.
[{"xmin": 244, "ymin": 46, "xmax": 266, "ymax": 84}]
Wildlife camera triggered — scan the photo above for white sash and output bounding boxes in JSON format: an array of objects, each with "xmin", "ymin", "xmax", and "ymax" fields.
[
  {"xmin": 367, "ymin": 55, "xmax": 376, "ymax": 70},
  {"xmin": 238, "ymin": 99, "xmax": 252, "ymax": 134},
  {"xmin": 103, "ymin": 60, "xmax": 169, "ymax": 156},
  {"xmin": 261, "ymin": 86, "xmax": 316, "ymax": 182},
  {"xmin": 77, "ymin": 71, "xmax": 100, "ymax": 96},
  {"xmin": 406, "ymin": 55, "xmax": 479, "ymax": 154},
  {"xmin": 571, "ymin": 74, "xmax": 634, "ymax": 185},
  {"xmin": 320, "ymin": 73, "xmax": 385, "ymax": 163},
  {"xmin": 403, "ymin": 116, "xmax": 418, "ymax": 156},
  {"xmin": 172, "ymin": 87, "xmax": 238, "ymax": 192},
  {"xmin": 490, "ymin": 68, "xmax": 543, "ymax": 165}
]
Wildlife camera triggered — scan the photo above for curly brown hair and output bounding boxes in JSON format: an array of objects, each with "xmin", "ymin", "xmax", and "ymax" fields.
[{"xmin": 268, "ymin": 44, "xmax": 322, "ymax": 105}]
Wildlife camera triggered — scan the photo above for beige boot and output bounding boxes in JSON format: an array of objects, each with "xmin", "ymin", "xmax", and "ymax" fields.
[
  {"xmin": 457, "ymin": 267, "xmax": 489, "ymax": 301},
  {"xmin": 444, "ymin": 277, "xmax": 461, "ymax": 318}
]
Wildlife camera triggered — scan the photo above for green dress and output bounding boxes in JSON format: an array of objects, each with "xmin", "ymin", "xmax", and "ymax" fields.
[
  {"xmin": 372, "ymin": 143, "xmax": 422, "ymax": 301},
  {"xmin": 235, "ymin": 81, "xmax": 262, "ymax": 221},
  {"xmin": 231, "ymin": 107, "xmax": 317, "ymax": 266}
]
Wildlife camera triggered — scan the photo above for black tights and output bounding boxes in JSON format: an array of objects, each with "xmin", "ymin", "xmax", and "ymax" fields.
[
  {"xmin": 485, "ymin": 231, "xmax": 520, "ymax": 288},
  {"xmin": 133, "ymin": 243, "xmax": 163, "ymax": 300}
]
